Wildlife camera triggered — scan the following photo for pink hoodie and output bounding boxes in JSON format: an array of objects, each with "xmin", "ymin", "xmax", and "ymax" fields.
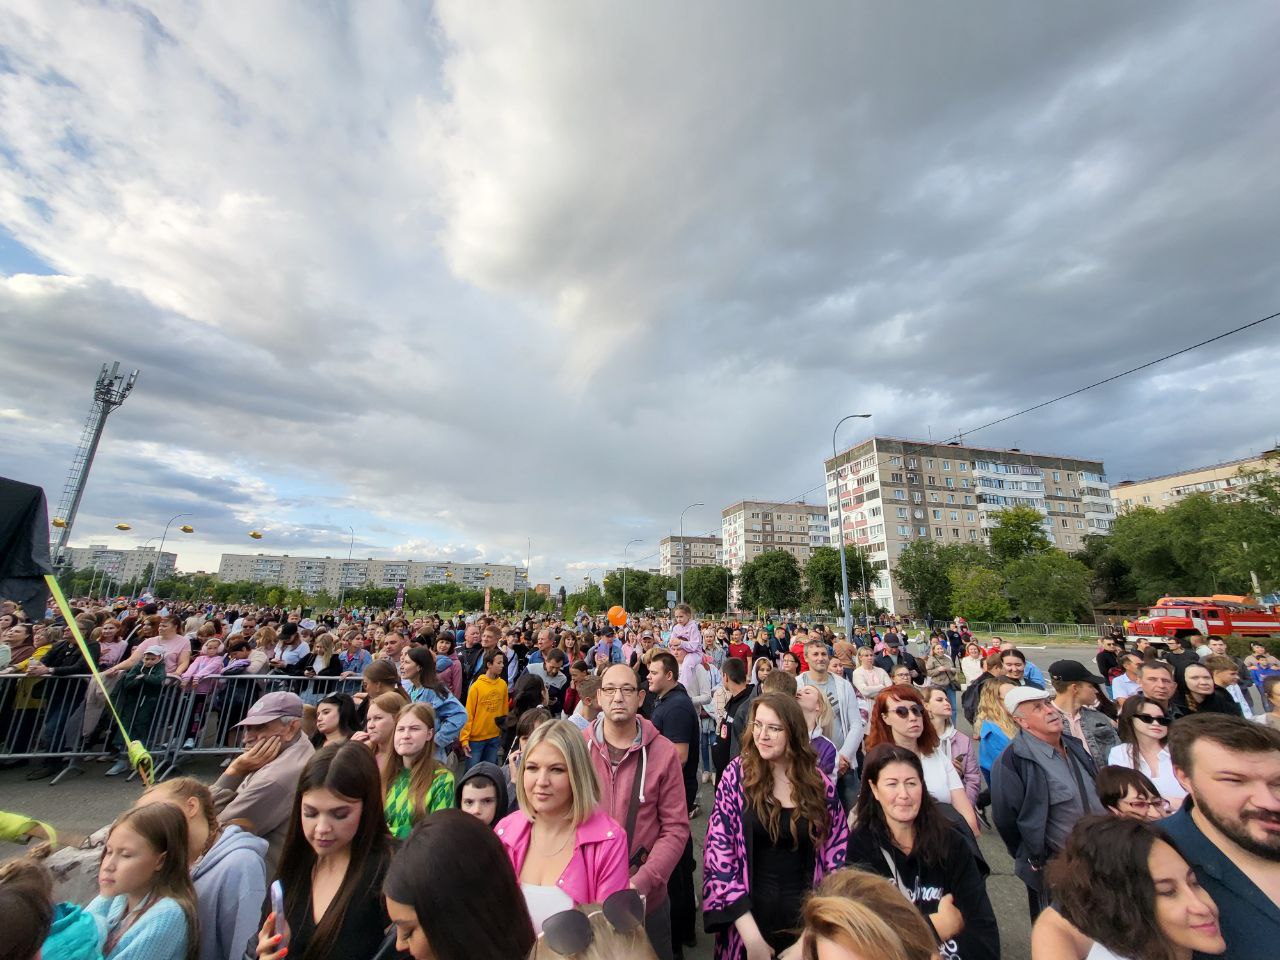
[
  {"xmin": 671, "ymin": 619, "xmax": 705, "ymax": 688},
  {"xmin": 181, "ymin": 654, "xmax": 225, "ymax": 694},
  {"xmin": 496, "ymin": 807, "xmax": 630, "ymax": 907}
]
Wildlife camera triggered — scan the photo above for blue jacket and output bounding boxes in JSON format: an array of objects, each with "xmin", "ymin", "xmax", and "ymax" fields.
[
  {"xmin": 42, "ymin": 902, "xmax": 101, "ymax": 960},
  {"xmin": 87, "ymin": 894, "xmax": 189, "ymax": 960}
]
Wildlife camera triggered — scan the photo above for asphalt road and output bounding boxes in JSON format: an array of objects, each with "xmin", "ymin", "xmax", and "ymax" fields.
[{"xmin": 0, "ymin": 643, "xmax": 1102, "ymax": 960}]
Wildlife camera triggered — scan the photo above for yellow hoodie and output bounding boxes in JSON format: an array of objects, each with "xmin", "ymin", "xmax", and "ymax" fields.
[{"xmin": 460, "ymin": 673, "xmax": 508, "ymax": 745}]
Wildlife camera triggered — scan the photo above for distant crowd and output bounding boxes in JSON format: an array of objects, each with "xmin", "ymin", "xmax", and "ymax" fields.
[{"xmin": 0, "ymin": 595, "xmax": 1278, "ymax": 960}]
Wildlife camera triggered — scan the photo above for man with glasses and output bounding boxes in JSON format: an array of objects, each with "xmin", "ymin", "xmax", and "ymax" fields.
[
  {"xmin": 992, "ymin": 685, "xmax": 1103, "ymax": 920},
  {"xmin": 584, "ymin": 664, "xmax": 689, "ymax": 960}
]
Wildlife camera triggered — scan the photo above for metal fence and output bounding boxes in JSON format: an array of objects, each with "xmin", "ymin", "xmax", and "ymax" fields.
[
  {"xmin": 0, "ymin": 671, "xmax": 358, "ymax": 785},
  {"xmin": 962, "ymin": 621, "xmax": 1105, "ymax": 639}
]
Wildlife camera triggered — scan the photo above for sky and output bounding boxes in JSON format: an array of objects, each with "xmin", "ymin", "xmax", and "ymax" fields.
[{"xmin": 1, "ymin": 1, "xmax": 1278, "ymax": 583}]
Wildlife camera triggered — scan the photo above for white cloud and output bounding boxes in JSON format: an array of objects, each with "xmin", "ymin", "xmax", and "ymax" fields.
[{"xmin": 2, "ymin": 1, "xmax": 1278, "ymax": 583}]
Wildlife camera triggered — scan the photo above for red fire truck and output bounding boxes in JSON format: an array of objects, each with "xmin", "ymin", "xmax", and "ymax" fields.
[{"xmin": 1128, "ymin": 596, "xmax": 1280, "ymax": 640}]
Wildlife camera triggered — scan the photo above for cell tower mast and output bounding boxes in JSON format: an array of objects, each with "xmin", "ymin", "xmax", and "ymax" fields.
[{"xmin": 49, "ymin": 362, "xmax": 139, "ymax": 566}]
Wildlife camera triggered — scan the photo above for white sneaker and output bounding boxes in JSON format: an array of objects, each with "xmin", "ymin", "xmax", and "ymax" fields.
[{"xmin": 183, "ymin": 738, "xmax": 195, "ymax": 749}]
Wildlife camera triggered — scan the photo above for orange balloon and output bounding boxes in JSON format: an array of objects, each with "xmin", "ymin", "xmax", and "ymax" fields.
[{"xmin": 607, "ymin": 605, "xmax": 628, "ymax": 627}]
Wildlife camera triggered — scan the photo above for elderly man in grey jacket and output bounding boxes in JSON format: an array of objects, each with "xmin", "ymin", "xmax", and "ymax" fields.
[
  {"xmin": 991, "ymin": 685, "xmax": 1104, "ymax": 920},
  {"xmin": 210, "ymin": 691, "xmax": 314, "ymax": 876}
]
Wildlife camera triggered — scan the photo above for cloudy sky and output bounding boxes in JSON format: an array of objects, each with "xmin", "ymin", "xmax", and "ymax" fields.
[{"xmin": 2, "ymin": 1, "xmax": 1278, "ymax": 582}]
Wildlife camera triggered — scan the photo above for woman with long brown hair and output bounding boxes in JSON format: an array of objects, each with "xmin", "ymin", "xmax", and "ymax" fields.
[
  {"xmin": 866, "ymin": 685, "xmax": 982, "ymax": 836},
  {"xmin": 254, "ymin": 742, "xmax": 392, "ymax": 960},
  {"xmin": 703, "ymin": 692, "xmax": 848, "ymax": 960},
  {"xmin": 383, "ymin": 701, "xmax": 456, "ymax": 839}
]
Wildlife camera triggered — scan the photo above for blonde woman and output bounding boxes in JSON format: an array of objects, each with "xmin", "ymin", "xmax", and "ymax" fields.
[
  {"xmin": 797, "ymin": 684, "xmax": 838, "ymax": 778},
  {"xmin": 975, "ymin": 679, "xmax": 1018, "ymax": 784},
  {"xmin": 801, "ymin": 868, "xmax": 938, "ymax": 960},
  {"xmin": 850, "ymin": 646, "xmax": 892, "ymax": 700},
  {"xmin": 495, "ymin": 719, "xmax": 628, "ymax": 934},
  {"xmin": 247, "ymin": 627, "xmax": 277, "ymax": 674}
]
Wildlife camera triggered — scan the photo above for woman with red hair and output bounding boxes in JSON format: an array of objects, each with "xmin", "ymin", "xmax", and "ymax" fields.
[{"xmin": 864, "ymin": 684, "xmax": 981, "ymax": 836}]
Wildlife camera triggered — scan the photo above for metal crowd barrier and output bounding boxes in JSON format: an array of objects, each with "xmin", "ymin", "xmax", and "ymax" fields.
[{"xmin": 0, "ymin": 671, "xmax": 358, "ymax": 785}]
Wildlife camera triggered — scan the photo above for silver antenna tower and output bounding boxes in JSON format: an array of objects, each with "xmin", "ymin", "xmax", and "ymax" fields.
[{"xmin": 50, "ymin": 362, "xmax": 139, "ymax": 566}]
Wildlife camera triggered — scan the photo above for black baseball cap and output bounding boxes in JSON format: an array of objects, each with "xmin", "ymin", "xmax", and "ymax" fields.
[{"xmin": 1049, "ymin": 659, "xmax": 1104, "ymax": 685}]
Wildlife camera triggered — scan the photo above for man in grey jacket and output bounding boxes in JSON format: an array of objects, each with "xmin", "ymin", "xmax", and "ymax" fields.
[
  {"xmin": 991, "ymin": 685, "xmax": 1103, "ymax": 920},
  {"xmin": 798, "ymin": 638, "xmax": 865, "ymax": 808},
  {"xmin": 210, "ymin": 691, "xmax": 315, "ymax": 876}
]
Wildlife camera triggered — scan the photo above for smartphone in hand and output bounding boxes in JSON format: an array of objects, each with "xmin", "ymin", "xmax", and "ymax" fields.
[{"xmin": 270, "ymin": 881, "xmax": 286, "ymax": 938}]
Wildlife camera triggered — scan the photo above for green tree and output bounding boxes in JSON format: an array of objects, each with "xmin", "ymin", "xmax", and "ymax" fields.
[
  {"xmin": 948, "ymin": 566, "xmax": 1010, "ymax": 621},
  {"xmin": 805, "ymin": 545, "xmax": 875, "ymax": 612},
  {"xmin": 684, "ymin": 565, "xmax": 732, "ymax": 614},
  {"xmin": 1004, "ymin": 551, "xmax": 1094, "ymax": 622},
  {"xmin": 738, "ymin": 550, "xmax": 803, "ymax": 612},
  {"xmin": 1073, "ymin": 534, "xmax": 1135, "ymax": 604},
  {"xmin": 892, "ymin": 540, "xmax": 954, "ymax": 620},
  {"xmin": 988, "ymin": 506, "xmax": 1052, "ymax": 565}
]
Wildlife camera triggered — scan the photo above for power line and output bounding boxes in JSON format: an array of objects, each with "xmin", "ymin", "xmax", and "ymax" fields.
[{"xmin": 946, "ymin": 309, "xmax": 1279, "ymax": 444}]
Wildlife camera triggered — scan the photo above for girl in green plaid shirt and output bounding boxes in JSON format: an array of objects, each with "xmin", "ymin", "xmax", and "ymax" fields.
[{"xmin": 383, "ymin": 702, "xmax": 456, "ymax": 839}]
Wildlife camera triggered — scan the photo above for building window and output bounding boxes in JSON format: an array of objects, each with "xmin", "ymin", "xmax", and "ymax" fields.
[
  {"xmin": 943, "ymin": 461, "xmax": 951, "ymax": 470},
  {"xmin": 933, "ymin": 526, "xmax": 943, "ymax": 537},
  {"xmin": 907, "ymin": 457, "xmax": 918, "ymax": 468},
  {"xmin": 897, "ymin": 507, "xmax": 908, "ymax": 518},
  {"xmin": 945, "ymin": 477, "xmax": 954, "ymax": 488},
  {"xmin": 952, "ymin": 528, "xmax": 960, "ymax": 538},
  {"xmin": 912, "ymin": 492, "xmax": 923, "ymax": 503},
  {"xmin": 964, "ymin": 495, "xmax": 974, "ymax": 505},
  {"xmin": 891, "ymin": 472, "xmax": 904, "ymax": 483},
  {"xmin": 894, "ymin": 490, "xmax": 906, "ymax": 500},
  {"xmin": 959, "ymin": 462, "xmax": 968, "ymax": 472},
  {"xmin": 1061, "ymin": 519, "xmax": 1068, "ymax": 528},
  {"xmin": 969, "ymin": 529, "xmax": 978, "ymax": 540},
  {"xmin": 918, "ymin": 526, "xmax": 928, "ymax": 537},
  {"xmin": 950, "ymin": 511, "xmax": 959, "ymax": 521},
  {"xmin": 1053, "ymin": 471, "xmax": 1061, "ymax": 482},
  {"xmin": 932, "ymin": 509, "xmax": 941, "ymax": 520},
  {"xmin": 966, "ymin": 511, "xmax": 976, "ymax": 522},
  {"xmin": 926, "ymin": 459, "xmax": 935, "ymax": 469},
  {"xmin": 897, "ymin": 525, "xmax": 910, "ymax": 536}
]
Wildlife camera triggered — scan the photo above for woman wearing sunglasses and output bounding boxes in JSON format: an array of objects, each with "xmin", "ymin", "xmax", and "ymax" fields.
[
  {"xmin": 703, "ymin": 692, "xmax": 848, "ymax": 960},
  {"xmin": 864, "ymin": 685, "xmax": 982, "ymax": 837},
  {"xmin": 847, "ymin": 744, "xmax": 1000, "ymax": 960},
  {"xmin": 533, "ymin": 889, "xmax": 656, "ymax": 960},
  {"xmin": 1107, "ymin": 695, "xmax": 1188, "ymax": 804}
]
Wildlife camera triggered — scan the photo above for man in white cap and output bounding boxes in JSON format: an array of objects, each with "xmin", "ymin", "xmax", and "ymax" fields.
[
  {"xmin": 210, "ymin": 691, "xmax": 314, "ymax": 874},
  {"xmin": 991, "ymin": 684, "xmax": 1104, "ymax": 921}
]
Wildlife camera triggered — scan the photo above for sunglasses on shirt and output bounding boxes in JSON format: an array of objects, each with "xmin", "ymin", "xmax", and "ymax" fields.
[{"xmin": 540, "ymin": 889, "xmax": 645, "ymax": 955}]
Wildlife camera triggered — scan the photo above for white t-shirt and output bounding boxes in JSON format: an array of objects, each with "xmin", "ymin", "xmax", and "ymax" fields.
[
  {"xmin": 918, "ymin": 748, "xmax": 964, "ymax": 805},
  {"xmin": 1086, "ymin": 940, "xmax": 1130, "ymax": 960},
  {"xmin": 1106, "ymin": 743, "xmax": 1188, "ymax": 803},
  {"xmin": 1111, "ymin": 674, "xmax": 1141, "ymax": 699}
]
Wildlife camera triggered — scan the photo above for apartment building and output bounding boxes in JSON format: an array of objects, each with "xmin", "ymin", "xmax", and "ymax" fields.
[
  {"xmin": 824, "ymin": 436, "xmax": 1111, "ymax": 615},
  {"xmin": 217, "ymin": 553, "xmax": 527, "ymax": 594},
  {"xmin": 721, "ymin": 501, "xmax": 824, "ymax": 574},
  {"xmin": 807, "ymin": 508, "xmax": 831, "ymax": 548},
  {"xmin": 659, "ymin": 536, "xmax": 723, "ymax": 576},
  {"xmin": 64, "ymin": 544, "xmax": 177, "ymax": 583},
  {"xmin": 1112, "ymin": 449, "xmax": 1280, "ymax": 512}
]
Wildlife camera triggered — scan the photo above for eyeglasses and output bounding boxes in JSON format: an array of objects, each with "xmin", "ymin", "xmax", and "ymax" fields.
[
  {"xmin": 1134, "ymin": 713, "xmax": 1171, "ymax": 726},
  {"xmin": 541, "ymin": 889, "xmax": 645, "ymax": 955},
  {"xmin": 887, "ymin": 705, "xmax": 924, "ymax": 719},
  {"xmin": 1123, "ymin": 796, "xmax": 1172, "ymax": 814},
  {"xmin": 599, "ymin": 685, "xmax": 638, "ymax": 699},
  {"xmin": 751, "ymin": 720, "xmax": 786, "ymax": 737}
]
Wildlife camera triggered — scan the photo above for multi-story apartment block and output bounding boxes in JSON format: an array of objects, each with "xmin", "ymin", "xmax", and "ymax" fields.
[
  {"xmin": 65, "ymin": 545, "xmax": 177, "ymax": 583},
  {"xmin": 217, "ymin": 553, "xmax": 526, "ymax": 594},
  {"xmin": 807, "ymin": 508, "xmax": 831, "ymax": 548},
  {"xmin": 824, "ymin": 436, "xmax": 1111, "ymax": 615},
  {"xmin": 721, "ymin": 501, "xmax": 823, "ymax": 574},
  {"xmin": 659, "ymin": 536, "xmax": 723, "ymax": 577},
  {"xmin": 1111, "ymin": 449, "xmax": 1279, "ymax": 512}
]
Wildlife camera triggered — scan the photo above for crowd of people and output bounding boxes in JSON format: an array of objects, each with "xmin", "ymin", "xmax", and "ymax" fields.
[{"xmin": 1, "ymin": 594, "xmax": 1278, "ymax": 960}]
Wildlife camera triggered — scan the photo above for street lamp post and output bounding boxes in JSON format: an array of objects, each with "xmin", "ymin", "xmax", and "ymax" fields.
[
  {"xmin": 337, "ymin": 526, "xmax": 355, "ymax": 611},
  {"xmin": 832, "ymin": 414, "xmax": 872, "ymax": 640},
  {"xmin": 678, "ymin": 502, "xmax": 703, "ymax": 605},
  {"xmin": 147, "ymin": 514, "xmax": 192, "ymax": 598},
  {"xmin": 522, "ymin": 537, "xmax": 531, "ymax": 614},
  {"xmin": 622, "ymin": 539, "xmax": 644, "ymax": 611}
]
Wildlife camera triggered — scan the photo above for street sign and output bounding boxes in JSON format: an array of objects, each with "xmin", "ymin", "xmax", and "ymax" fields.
[
  {"xmin": 667, "ymin": 600, "xmax": 675, "ymax": 610},
  {"xmin": 666, "ymin": 590, "xmax": 677, "ymax": 603}
]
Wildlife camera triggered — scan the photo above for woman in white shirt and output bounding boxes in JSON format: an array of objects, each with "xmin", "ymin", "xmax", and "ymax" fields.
[
  {"xmin": 958, "ymin": 641, "xmax": 985, "ymax": 689},
  {"xmin": 850, "ymin": 646, "xmax": 892, "ymax": 700},
  {"xmin": 1107, "ymin": 695, "xmax": 1187, "ymax": 804},
  {"xmin": 863, "ymin": 684, "xmax": 981, "ymax": 837}
]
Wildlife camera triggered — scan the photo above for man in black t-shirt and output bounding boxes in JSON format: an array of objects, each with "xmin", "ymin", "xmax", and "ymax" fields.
[
  {"xmin": 648, "ymin": 650, "xmax": 699, "ymax": 809},
  {"xmin": 647, "ymin": 649, "xmax": 701, "ymax": 959}
]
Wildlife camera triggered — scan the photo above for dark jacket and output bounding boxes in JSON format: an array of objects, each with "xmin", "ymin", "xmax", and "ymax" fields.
[
  {"xmin": 455, "ymin": 760, "xmax": 510, "ymax": 825},
  {"xmin": 961, "ymin": 671, "xmax": 996, "ymax": 726},
  {"xmin": 1173, "ymin": 687, "xmax": 1243, "ymax": 718},
  {"xmin": 712, "ymin": 686, "xmax": 757, "ymax": 776},
  {"xmin": 990, "ymin": 731, "xmax": 1099, "ymax": 891},
  {"xmin": 875, "ymin": 650, "xmax": 922, "ymax": 681}
]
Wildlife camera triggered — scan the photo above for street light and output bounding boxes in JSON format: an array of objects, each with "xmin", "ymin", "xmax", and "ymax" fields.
[
  {"xmin": 622, "ymin": 539, "xmax": 644, "ymax": 611},
  {"xmin": 147, "ymin": 514, "xmax": 193, "ymax": 597},
  {"xmin": 337, "ymin": 526, "xmax": 355, "ymax": 610},
  {"xmin": 678, "ymin": 502, "xmax": 703, "ymax": 605},
  {"xmin": 832, "ymin": 414, "xmax": 872, "ymax": 640}
]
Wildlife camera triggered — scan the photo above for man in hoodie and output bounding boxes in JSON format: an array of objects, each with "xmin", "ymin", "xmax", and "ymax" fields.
[
  {"xmin": 797, "ymin": 638, "xmax": 865, "ymax": 808},
  {"xmin": 587, "ymin": 664, "xmax": 690, "ymax": 960},
  {"xmin": 455, "ymin": 760, "xmax": 510, "ymax": 828}
]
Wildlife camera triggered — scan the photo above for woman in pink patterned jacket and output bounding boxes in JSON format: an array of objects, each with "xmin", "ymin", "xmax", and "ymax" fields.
[{"xmin": 702, "ymin": 692, "xmax": 848, "ymax": 960}]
